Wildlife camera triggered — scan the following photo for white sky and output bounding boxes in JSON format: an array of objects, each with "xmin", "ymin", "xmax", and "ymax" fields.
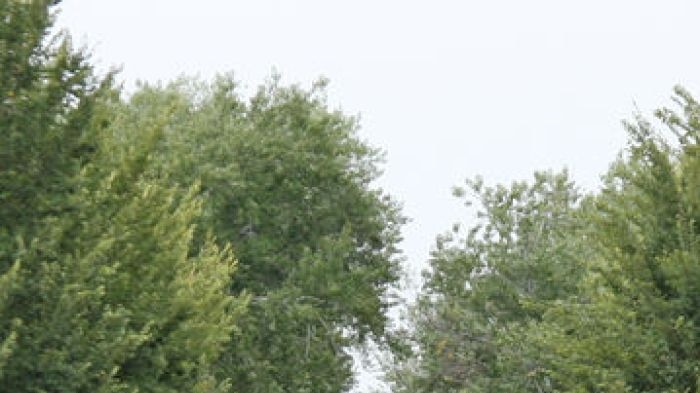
[{"xmin": 56, "ymin": 1, "xmax": 700, "ymax": 391}]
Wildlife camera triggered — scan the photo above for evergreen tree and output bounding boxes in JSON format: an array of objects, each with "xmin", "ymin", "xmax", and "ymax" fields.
[
  {"xmin": 0, "ymin": 2, "xmax": 244, "ymax": 391},
  {"xmin": 0, "ymin": 0, "xmax": 103, "ymax": 251},
  {"xmin": 526, "ymin": 87, "xmax": 700, "ymax": 392}
]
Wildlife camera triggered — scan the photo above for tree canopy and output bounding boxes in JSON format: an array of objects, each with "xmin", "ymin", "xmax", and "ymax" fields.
[
  {"xmin": 0, "ymin": 2, "xmax": 404, "ymax": 392},
  {"xmin": 0, "ymin": 2, "xmax": 245, "ymax": 391},
  {"xmin": 5, "ymin": 1, "xmax": 700, "ymax": 393},
  {"xmin": 391, "ymin": 88, "xmax": 700, "ymax": 393},
  {"xmin": 105, "ymin": 75, "xmax": 405, "ymax": 393}
]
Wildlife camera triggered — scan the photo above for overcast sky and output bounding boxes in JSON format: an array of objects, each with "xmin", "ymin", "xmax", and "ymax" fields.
[{"xmin": 56, "ymin": 1, "xmax": 700, "ymax": 390}]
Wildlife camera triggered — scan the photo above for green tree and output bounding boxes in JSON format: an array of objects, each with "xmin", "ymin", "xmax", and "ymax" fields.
[
  {"xmin": 106, "ymin": 75, "xmax": 405, "ymax": 393},
  {"xmin": 0, "ymin": 2, "xmax": 244, "ymax": 391},
  {"xmin": 397, "ymin": 86, "xmax": 700, "ymax": 393},
  {"xmin": 527, "ymin": 87, "xmax": 700, "ymax": 392},
  {"xmin": 0, "ymin": 129, "xmax": 244, "ymax": 392},
  {"xmin": 0, "ymin": 0, "xmax": 104, "ymax": 267},
  {"xmin": 393, "ymin": 170, "xmax": 587, "ymax": 393}
]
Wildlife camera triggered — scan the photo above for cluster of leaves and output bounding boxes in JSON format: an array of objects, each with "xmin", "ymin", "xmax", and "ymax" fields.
[
  {"xmin": 393, "ymin": 87, "xmax": 700, "ymax": 393},
  {"xmin": 0, "ymin": 1, "xmax": 403, "ymax": 392}
]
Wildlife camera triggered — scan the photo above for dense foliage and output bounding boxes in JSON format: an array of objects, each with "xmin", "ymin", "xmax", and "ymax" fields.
[
  {"xmin": 392, "ymin": 89, "xmax": 700, "ymax": 393},
  {"xmin": 6, "ymin": 2, "xmax": 700, "ymax": 393},
  {"xmin": 106, "ymin": 76, "xmax": 404, "ymax": 393},
  {"xmin": 0, "ymin": 1, "xmax": 403, "ymax": 392},
  {"xmin": 0, "ymin": 1, "xmax": 245, "ymax": 391}
]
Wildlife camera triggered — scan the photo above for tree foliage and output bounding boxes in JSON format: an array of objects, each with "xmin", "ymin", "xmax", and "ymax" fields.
[
  {"xmin": 0, "ymin": 2, "xmax": 244, "ymax": 391},
  {"xmin": 393, "ymin": 87, "xmax": 700, "ymax": 393},
  {"xmin": 13, "ymin": 2, "xmax": 700, "ymax": 393},
  {"xmin": 0, "ymin": 3, "xmax": 404, "ymax": 391},
  {"xmin": 106, "ymin": 75, "xmax": 405, "ymax": 393},
  {"xmin": 393, "ymin": 170, "xmax": 586, "ymax": 393},
  {"xmin": 527, "ymin": 88, "xmax": 700, "ymax": 392}
]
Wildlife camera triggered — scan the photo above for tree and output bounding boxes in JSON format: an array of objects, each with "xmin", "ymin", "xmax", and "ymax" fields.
[
  {"xmin": 393, "ymin": 170, "xmax": 587, "ymax": 392},
  {"xmin": 0, "ymin": 0, "xmax": 104, "ymax": 268},
  {"xmin": 103, "ymin": 75, "xmax": 405, "ymax": 392},
  {"xmin": 396, "ymin": 86, "xmax": 700, "ymax": 393},
  {"xmin": 526, "ymin": 87, "xmax": 700, "ymax": 392},
  {"xmin": 0, "ymin": 2, "xmax": 244, "ymax": 391},
  {"xmin": 0, "ymin": 130, "xmax": 244, "ymax": 392}
]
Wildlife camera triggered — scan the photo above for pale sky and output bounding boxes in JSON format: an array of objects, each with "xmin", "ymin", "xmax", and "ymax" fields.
[{"xmin": 56, "ymin": 1, "xmax": 700, "ymax": 391}]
